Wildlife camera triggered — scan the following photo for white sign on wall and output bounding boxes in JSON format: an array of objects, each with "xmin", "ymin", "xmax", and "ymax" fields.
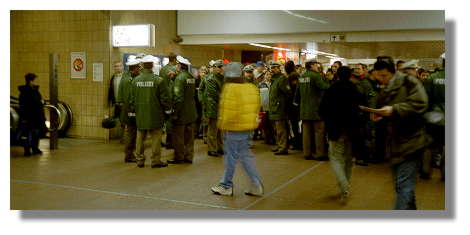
[
  {"xmin": 93, "ymin": 63, "xmax": 103, "ymax": 82},
  {"xmin": 71, "ymin": 52, "xmax": 86, "ymax": 79},
  {"xmin": 112, "ymin": 24, "xmax": 155, "ymax": 47}
]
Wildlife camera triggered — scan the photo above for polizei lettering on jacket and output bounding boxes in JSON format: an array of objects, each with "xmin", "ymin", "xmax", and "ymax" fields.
[
  {"xmin": 186, "ymin": 78, "xmax": 196, "ymax": 84},
  {"xmin": 136, "ymin": 81, "xmax": 154, "ymax": 87},
  {"xmin": 434, "ymin": 78, "xmax": 445, "ymax": 85},
  {"xmin": 299, "ymin": 77, "xmax": 311, "ymax": 83}
]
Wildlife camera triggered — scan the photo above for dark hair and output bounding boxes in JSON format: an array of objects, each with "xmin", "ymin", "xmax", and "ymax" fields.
[
  {"xmin": 396, "ymin": 60, "xmax": 405, "ymax": 65},
  {"xmin": 337, "ymin": 66, "xmax": 352, "ymax": 81},
  {"xmin": 359, "ymin": 63, "xmax": 367, "ymax": 70},
  {"xmin": 326, "ymin": 68, "xmax": 333, "ymax": 73},
  {"xmin": 376, "ymin": 56, "xmax": 395, "ymax": 66},
  {"xmin": 25, "ymin": 73, "xmax": 37, "ymax": 83},
  {"xmin": 180, "ymin": 63, "xmax": 188, "ymax": 71},
  {"xmin": 374, "ymin": 60, "xmax": 396, "ymax": 74},
  {"xmin": 285, "ymin": 61, "xmax": 296, "ymax": 75},
  {"xmin": 333, "ymin": 61, "xmax": 343, "ymax": 67}
]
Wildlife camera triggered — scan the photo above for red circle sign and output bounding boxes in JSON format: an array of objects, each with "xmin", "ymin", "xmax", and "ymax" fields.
[{"xmin": 73, "ymin": 58, "xmax": 84, "ymax": 72}]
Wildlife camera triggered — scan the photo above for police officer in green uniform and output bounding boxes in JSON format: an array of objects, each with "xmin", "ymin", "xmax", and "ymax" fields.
[
  {"xmin": 268, "ymin": 60, "xmax": 292, "ymax": 155},
  {"xmin": 422, "ymin": 53, "xmax": 445, "ymax": 180},
  {"xmin": 116, "ymin": 58, "xmax": 141, "ymax": 163},
  {"xmin": 159, "ymin": 52, "xmax": 178, "ymax": 149},
  {"xmin": 168, "ymin": 56, "xmax": 198, "ymax": 164},
  {"xmin": 243, "ymin": 64, "xmax": 256, "ymax": 85},
  {"xmin": 204, "ymin": 59, "xmax": 225, "ymax": 157},
  {"xmin": 352, "ymin": 64, "xmax": 378, "ymax": 166},
  {"xmin": 129, "ymin": 55, "xmax": 171, "ymax": 168},
  {"xmin": 294, "ymin": 60, "xmax": 330, "ymax": 160}
]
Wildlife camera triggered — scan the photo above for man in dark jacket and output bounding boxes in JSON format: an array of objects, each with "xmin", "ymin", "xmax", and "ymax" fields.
[
  {"xmin": 367, "ymin": 59, "xmax": 429, "ymax": 210},
  {"xmin": 204, "ymin": 59, "xmax": 225, "ymax": 157},
  {"xmin": 294, "ymin": 60, "xmax": 330, "ymax": 160},
  {"xmin": 319, "ymin": 66, "xmax": 361, "ymax": 205},
  {"xmin": 130, "ymin": 55, "xmax": 171, "ymax": 168},
  {"xmin": 18, "ymin": 73, "xmax": 46, "ymax": 156},
  {"xmin": 268, "ymin": 60, "xmax": 292, "ymax": 155},
  {"xmin": 169, "ymin": 56, "xmax": 198, "ymax": 164}
]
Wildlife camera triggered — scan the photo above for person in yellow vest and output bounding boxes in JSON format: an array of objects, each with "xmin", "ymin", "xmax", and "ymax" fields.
[{"xmin": 211, "ymin": 62, "xmax": 263, "ymax": 197}]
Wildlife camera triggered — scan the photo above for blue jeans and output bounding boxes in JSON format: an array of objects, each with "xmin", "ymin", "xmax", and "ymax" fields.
[
  {"xmin": 328, "ymin": 134, "xmax": 353, "ymax": 194},
  {"xmin": 220, "ymin": 131, "xmax": 263, "ymax": 189},
  {"xmin": 392, "ymin": 151, "xmax": 421, "ymax": 210}
]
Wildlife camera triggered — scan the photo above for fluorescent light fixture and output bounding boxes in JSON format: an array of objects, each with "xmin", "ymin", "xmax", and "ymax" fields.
[
  {"xmin": 112, "ymin": 24, "xmax": 155, "ymax": 47},
  {"xmin": 249, "ymin": 43, "xmax": 342, "ymax": 59},
  {"xmin": 282, "ymin": 10, "xmax": 328, "ymax": 24}
]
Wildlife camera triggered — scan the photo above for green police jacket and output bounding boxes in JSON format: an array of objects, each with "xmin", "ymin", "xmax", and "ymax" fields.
[
  {"xmin": 358, "ymin": 77, "xmax": 378, "ymax": 107},
  {"xmin": 268, "ymin": 73, "xmax": 293, "ymax": 120},
  {"xmin": 159, "ymin": 62, "xmax": 177, "ymax": 80},
  {"xmin": 173, "ymin": 70, "xmax": 197, "ymax": 125},
  {"xmin": 204, "ymin": 72, "xmax": 224, "ymax": 119},
  {"xmin": 116, "ymin": 70, "xmax": 136, "ymax": 125},
  {"xmin": 130, "ymin": 69, "xmax": 171, "ymax": 130},
  {"xmin": 293, "ymin": 69, "xmax": 330, "ymax": 121},
  {"xmin": 424, "ymin": 70, "xmax": 445, "ymax": 112}
]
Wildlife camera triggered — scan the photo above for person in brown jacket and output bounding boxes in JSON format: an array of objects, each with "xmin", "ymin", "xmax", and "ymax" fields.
[{"xmin": 364, "ymin": 59, "xmax": 429, "ymax": 210}]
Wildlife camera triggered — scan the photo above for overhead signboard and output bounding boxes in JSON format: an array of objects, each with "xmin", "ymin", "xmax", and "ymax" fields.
[{"xmin": 112, "ymin": 24, "xmax": 155, "ymax": 47}]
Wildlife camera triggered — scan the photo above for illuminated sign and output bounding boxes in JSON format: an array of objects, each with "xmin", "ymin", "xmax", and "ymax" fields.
[{"xmin": 112, "ymin": 24, "xmax": 155, "ymax": 47}]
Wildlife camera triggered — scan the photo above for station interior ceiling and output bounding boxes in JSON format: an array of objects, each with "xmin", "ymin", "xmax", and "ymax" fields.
[{"xmin": 204, "ymin": 41, "xmax": 445, "ymax": 59}]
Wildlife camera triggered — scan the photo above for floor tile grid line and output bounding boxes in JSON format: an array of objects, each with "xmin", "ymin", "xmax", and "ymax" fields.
[
  {"xmin": 241, "ymin": 162, "xmax": 325, "ymax": 210},
  {"xmin": 11, "ymin": 179, "xmax": 236, "ymax": 210}
]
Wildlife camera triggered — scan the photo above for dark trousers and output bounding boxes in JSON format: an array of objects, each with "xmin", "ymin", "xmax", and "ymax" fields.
[
  {"xmin": 289, "ymin": 119, "xmax": 302, "ymax": 150},
  {"xmin": 172, "ymin": 123, "xmax": 195, "ymax": 161},
  {"xmin": 23, "ymin": 128, "xmax": 41, "ymax": 153},
  {"xmin": 124, "ymin": 124, "xmax": 137, "ymax": 159}
]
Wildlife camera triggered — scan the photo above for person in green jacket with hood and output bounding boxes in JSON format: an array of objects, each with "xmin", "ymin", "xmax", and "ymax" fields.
[
  {"xmin": 204, "ymin": 59, "xmax": 225, "ymax": 157},
  {"xmin": 168, "ymin": 56, "xmax": 198, "ymax": 164},
  {"xmin": 130, "ymin": 55, "xmax": 171, "ymax": 168},
  {"xmin": 116, "ymin": 59, "xmax": 141, "ymax": 163},
  {"xmin": 159, "ymin": 52, "xmax": 178, "ymax": 149},
  {"xmin": 268, "ymin": 60, "xmax": 293, "ymax": 155},
  {"xmin": 293, "ymin": 60, "xmax": 330, "ymax": 160}
]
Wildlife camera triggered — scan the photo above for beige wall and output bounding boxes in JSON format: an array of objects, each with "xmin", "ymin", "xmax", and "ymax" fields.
[
  {"xmin": 11, "ymin": 10, "xmax": 111, "ymax": 139},
  {"xmin": 10, "ymin": 10, "xmax": 239, "ymax": 140}
]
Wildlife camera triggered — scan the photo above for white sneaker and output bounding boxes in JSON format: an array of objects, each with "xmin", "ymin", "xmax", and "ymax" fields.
[
  {"xmin": 340, "ymin": 191, "xmax": 350, "ymax": 205},
  {"xmin": 244, "ymin": 184, "xmax": 264, "ymax": 196},
  {"xmin": 211, "ymin": 185, "xmax": 233, "ymax": 196}
]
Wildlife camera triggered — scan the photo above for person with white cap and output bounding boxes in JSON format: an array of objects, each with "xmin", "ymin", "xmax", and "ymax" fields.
[
  {"xmin": 168, "ymin": 56, "xmax": 198, "ymax": 164},
  {"xmin": 399, "ymin": 60, "xmax": 419, "ymax": 77},
  {"xmin": 267, "ymin": 60, "xmax": 292, "ymax": 155},
  {"xmin": 130, "ymin": 55, "xmax": 171, "ymax": 168},
  {"xmin": 158, "ymin": 52, "xmax": 178, "ymax": 150},
  {"xmin": 242, "ymin": 64, "xmax": 256, "ymax": 84},
  {"xmin": 116, "ymin": 58, "xmax": 142, "ymax": 163},
  {"xmin": 293, "ymin": 59, "xmax": 330, "ymax": 160},
  {"xmin": 204, "ymin": 59, "xmax": 225, "ymax": 157},
  {"xmin": 211, "ymin": 62, "xmax": 263, "ymax": 196}
]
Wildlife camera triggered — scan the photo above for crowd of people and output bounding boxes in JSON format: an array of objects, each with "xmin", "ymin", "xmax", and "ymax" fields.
[
  {"xmin": 103, "ymin": 51, "xmax": 446, "ymax": 209},
  {"xmin": 16, "ymin": 50, "xmax": 445, "ymax": 210}
]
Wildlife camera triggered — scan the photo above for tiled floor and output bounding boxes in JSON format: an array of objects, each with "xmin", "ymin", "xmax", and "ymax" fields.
[{"xmin": 10, "ymin": 137, "xmax": 445, "ymax": 210}]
